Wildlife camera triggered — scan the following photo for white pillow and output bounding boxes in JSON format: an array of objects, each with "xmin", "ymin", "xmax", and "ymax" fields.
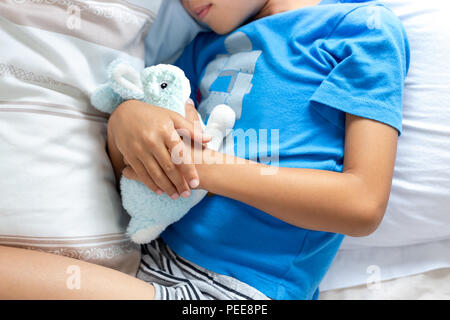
[{"xmin": 320, "ymin": 0, "xmax": 450, "ymax": 291}]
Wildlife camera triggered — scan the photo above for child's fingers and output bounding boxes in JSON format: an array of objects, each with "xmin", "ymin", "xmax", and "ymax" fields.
[
  {"xmin": 185, "ymin": 99, "xmax": 200, "ymax": 123},
  {"xmin": 150, "ymin": 141, "xmax": 191, "ymax": 199},
  {"xmin": 165, "ymin": 129, "xmax": 199, "ymax": 191},
  {"xmin": 139, "ymin": 153, "xmax": 180, "ymax": 200},
  {"xmin": 122, "ymin": 166, "xmax": 137, "ymax": 180},
  {"xmin": 171, "ymin": 110, "xmax": 211, "ymax": 144},
  {"xmin": 177, "ymin": 161, "xmax": 200, "ymax": 189},
  {"xmin": 124, "ymin": 157, "xmax": 160, "ymax": 194},
  {"xmin": 122, "ymin": 166, "xmax": 163, "ymax": 196},
  {"xmin": 184, "ymin": 101, "xmax": 210, "ymax": 148}
]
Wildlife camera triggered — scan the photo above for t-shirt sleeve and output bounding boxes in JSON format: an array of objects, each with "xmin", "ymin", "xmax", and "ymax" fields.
[{"xmin": 309, "ymin": 5, "xmax": 410, "ymax": 135}]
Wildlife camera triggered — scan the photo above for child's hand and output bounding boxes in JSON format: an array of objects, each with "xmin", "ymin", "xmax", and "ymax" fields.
[{"xmin": 108, "ymin": 99, "xmax": 211, "ymax": 199}]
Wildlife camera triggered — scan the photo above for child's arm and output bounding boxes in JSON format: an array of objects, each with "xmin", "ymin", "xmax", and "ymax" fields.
[{"xmin": 194, "ymin": 113, "xmax": 398, "ymax": 237}]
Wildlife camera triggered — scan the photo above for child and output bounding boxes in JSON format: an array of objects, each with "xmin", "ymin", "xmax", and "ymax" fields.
[{"xmin": 108, "ymin": 0, "xmax": 409, "ymax": 299}]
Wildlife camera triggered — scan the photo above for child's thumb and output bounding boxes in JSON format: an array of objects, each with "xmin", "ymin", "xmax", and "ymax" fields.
[{"xmin": 172, "ymin": 110, "xmax": 212, "ymax": 144}]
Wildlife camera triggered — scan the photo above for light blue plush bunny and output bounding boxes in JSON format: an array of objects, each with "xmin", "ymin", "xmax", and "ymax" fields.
[{"xmin": 91, "ymin": 59, "xmax": 235, "ymax": 243}]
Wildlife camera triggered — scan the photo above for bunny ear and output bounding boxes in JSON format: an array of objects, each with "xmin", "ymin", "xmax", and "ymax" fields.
[{"xmin": 112, "ymin": 62, "xmax": 144, "ymax": 98}]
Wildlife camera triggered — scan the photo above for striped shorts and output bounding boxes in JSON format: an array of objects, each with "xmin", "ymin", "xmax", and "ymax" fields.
[{"xmin": 136, "ymin": 238, "xmax": 270, "ymax": 300}]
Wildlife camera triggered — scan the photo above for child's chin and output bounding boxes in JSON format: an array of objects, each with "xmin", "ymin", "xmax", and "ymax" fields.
[{"xmin": 211, "ymin": 24, "xmax": 236, "ymax": 35}]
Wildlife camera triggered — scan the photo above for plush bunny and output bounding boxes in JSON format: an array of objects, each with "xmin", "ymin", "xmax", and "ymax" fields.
[{"xmin": 91, "ymin": 59, "xmax": 236, "ymax": 244}]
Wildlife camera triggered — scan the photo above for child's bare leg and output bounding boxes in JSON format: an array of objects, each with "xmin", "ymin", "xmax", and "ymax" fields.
[{"xmin": 0, "ymin": 246, "xmax": 155, "ymax": 300}]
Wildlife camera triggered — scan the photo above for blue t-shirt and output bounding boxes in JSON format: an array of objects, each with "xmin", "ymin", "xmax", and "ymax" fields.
[{"xmin": 160, "ymin": 0, "xmax": 409, "ymax": 299}]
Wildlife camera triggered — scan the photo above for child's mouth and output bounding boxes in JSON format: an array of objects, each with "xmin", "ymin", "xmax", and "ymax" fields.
[{"xmin": 194, "ymin": 4, "xmax": 212, "ymax": 20}]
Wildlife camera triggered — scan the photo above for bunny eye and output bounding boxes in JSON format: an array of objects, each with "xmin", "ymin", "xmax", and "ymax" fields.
[{"xmin": 160, "ymin": 83, "xmax": 168, "ymax": 89}]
